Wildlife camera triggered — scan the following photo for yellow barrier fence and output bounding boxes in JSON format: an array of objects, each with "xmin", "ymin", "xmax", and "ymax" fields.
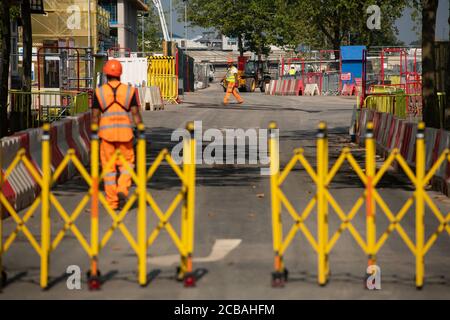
[
  {"xmin": 364, "ymin": 93, "xmax": 422, "ymax": 119},
  {"xmin": 8, "ymin": 90, "xmax": 90, "ymax": 128},
  {"xmin": 269, "ymin": 121, "xmax": 450, "ymax": 289},
  {"xmin": 147, "ymin": 56, "xmax": 178, "ymax": 104},
  {"xmin": 0, "ymin": 122, "xmax": 196, "ymax": 290}
]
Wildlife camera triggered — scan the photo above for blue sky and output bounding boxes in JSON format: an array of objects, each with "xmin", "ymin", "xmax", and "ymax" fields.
[{"xmin": 162, "ymin": 0, "xmax": 449, "ymax": 45}]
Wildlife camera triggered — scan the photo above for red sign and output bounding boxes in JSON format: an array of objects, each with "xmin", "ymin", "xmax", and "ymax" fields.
[{"xmin": 341, "ymin": 73, "xmax": 351, "ymax": 81}]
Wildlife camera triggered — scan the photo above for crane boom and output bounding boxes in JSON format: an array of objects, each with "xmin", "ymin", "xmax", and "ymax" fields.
[{"xmin": 152, "ymin": 0, "xmax": 170, "ymax": 42}]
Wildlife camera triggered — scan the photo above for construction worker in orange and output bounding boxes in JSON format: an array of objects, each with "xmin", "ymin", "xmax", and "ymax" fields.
[
  {"xmin": 91, "ymin": 59, "xmax": 143, "ymax": 210},
  {"xmin": 223, "ymin": 57, "xmax": 244, "ymax": 105}
]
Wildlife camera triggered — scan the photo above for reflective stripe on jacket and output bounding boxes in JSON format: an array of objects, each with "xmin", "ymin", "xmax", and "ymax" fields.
[
  {"xmin": 226, "ymin": 67, "xmax": 237, "ymax": 83},
  {"xmin": 95, "ymin": 82, "xmax": 135, "ymax": 142}
]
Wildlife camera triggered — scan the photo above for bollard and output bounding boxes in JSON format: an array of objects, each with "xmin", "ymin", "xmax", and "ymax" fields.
[
  {"xmin": 365, "ymin": 122, "xmax": 377, "ymax": 267},
  {"xmin": 187, "ymin": 121, "xmax": 196, "ymax": 273},
  {"xmin": 40, "ymin": 123, "xmax": 51, "ymax": 289},
  {"xmin": 183, "ymin": 121, "xmax": 196, "ymax": 287},
  {"xmin": 137, "ymin": 123, "xmax": 147, "ymax": 286},
  {"xmin": 88, "ymin": 123, "xmax": 101, "ymax": 290},
  {"xmin": 317, "ymin": 122, "xmax": 329, "ymax": 286},
  {"xmin": 269, "ymin": 121, "xmax": 286, "ymax": 287},
  {"xmin": 415, "ymin": 122, "xmax": 425, "ymax": 289},
  {"xmin": 0, "ymin": 137, "xmax": 4, "ymax": 291},
  {"xmin": 179, "ymin": 126, "xmax": 190, "ymax": 282}
]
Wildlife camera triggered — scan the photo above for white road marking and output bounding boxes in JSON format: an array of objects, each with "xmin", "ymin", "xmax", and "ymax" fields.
[{"xmin": 148, "ymin": 239, "xmax": 242, "ymax": 267}]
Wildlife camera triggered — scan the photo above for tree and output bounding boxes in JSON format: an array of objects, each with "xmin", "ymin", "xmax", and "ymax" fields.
[
  {"xmin": 20, "ymin": 0, "xmax": 32, "ymax": 130},
  {"xmin": 419, "ymin": 0, "xmax": 439, "ymax": 128},
  {"xmin": 0, "ymin": 0, "xmax": 11, "ymax": 137},
  {"xmin": 137, "ymin": 7, "xmax": 163, "ymax": 53},
  {"xmin": 9, "ymin": 0, "xmax": 33, "ymax": 133},
  {"xmin": 176, "ymin": 0, "xmax": 277, "ymax": 56},
  {"xmin": 179, "ymin": 0, "xmax": 408, "ymax": 57},
  {"xmin": 285, "ymin": 0, "xmax": 407, "ymax": 58}
]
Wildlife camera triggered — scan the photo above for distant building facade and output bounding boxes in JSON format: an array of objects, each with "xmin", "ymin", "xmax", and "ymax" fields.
[
  {"xmin": 99, "ymin": 0, "xmax": 148, "ymax": 51},
  {"xmin": 195, "ymin": 31, "xmax": 238, "ymax": 51},
  {"xmin": 30, "ymin": 0, "xmax": 148, "ymax": 52}
]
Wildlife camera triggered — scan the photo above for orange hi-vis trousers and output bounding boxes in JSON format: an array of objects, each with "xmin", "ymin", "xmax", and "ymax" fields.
[
  {"xmin": 100, "ymin": 139, "xmax": 135, "ymax": 209},
  {"xmin": 223, "ymin": 82, "xmax": 243, "ymax": 105}
]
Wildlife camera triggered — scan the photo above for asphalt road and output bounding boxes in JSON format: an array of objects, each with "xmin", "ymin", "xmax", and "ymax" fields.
[{"xmin": 2, "ymin": 85, "xmax": 450, "ymax": 299}]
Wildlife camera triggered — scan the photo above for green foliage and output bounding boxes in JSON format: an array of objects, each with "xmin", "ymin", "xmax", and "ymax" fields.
[
  {"xmin": 10, "ymin": 4, "xmax": 20, "ymax": 19},
  {"xmin": 286, "ymin": 0, "xmax": 407, "ymax": 49},
  {"xmin": 175, "ymin": 0, "xmax": 276, "ymax": 55},
  {"xmin": 137, "ymin": 7, "xmax": 163, "ymax": 52},
  {"xmin": 178, "ymin": 0, "xmax": 412, "ymax": 55}
]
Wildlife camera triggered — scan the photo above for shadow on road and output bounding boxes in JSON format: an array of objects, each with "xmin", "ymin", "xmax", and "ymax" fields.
[{"xmin": 285, "ymin": 270, "xmax": 450, "ymax": 288}]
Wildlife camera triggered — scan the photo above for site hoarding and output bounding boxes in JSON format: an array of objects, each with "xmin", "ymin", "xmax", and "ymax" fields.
[
  {"xmin": 26, "ymin": 1, "xmax": 110, "ymax": 89},
  {"xmin": 31, "ymin": 0, "xmax": 110, "ymax": 51}
]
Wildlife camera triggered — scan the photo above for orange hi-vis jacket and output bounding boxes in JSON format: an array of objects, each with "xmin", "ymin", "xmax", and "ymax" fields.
[{"xmin": 95, "ymin": 81, "xmax": 135, "ymax": 142}]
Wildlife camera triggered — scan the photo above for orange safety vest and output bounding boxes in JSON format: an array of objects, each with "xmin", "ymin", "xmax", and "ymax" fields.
[{"xmin": 95, "ymin": 81, "xmax": 135, "ymax": 142}]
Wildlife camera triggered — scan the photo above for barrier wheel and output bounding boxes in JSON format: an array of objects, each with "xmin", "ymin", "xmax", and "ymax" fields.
[
  {"xmin": 1, "ymin": 270, "xmax": 7, "ymax": 287},
  {"xmin": 176, "ymin": 266, "xmax": 184, "ymax": 282},
  {"xmin": 87, "ymin": 270, "xmax": 102, "ymax": 291},
  {"xmin": 183, "ymin": 273, "xmax": 196, "ymax": 288},
  {"xmin": 271, "ymin": 272, "xmax": 285, "ymax": 288}
]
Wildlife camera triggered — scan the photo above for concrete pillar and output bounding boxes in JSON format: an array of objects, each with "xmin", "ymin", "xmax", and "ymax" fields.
[
  {"xmin": 117, "ymin": 0, "xmax": 126, "ymax": 48},
  {"xmin": 129, "ymin": 7, "xmax": 138, "ymax": 51}
]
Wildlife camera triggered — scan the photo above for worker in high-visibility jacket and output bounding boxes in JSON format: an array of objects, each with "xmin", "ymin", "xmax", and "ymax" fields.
[
  {"xmin": 91, "ymin": 59, "xmax": 143, "ymax": 210},
  {"xmin": 223, "ymin": 57, "xmax": 243, "ymax": 105},
  {"xmin": 289, "ymin": 66, "xmax": 296, "ymax": 76}
]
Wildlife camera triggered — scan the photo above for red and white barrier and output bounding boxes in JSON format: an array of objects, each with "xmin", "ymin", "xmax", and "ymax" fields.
[
  {"xmin": 378, "ymin": 113, "xmax": 392, "ymax": 151},
  {"xmin": 385, "ymin": 115, "xmax": 397, "ymax": 152},
  {"xmin": 76, "ymin": 113, "xmax": 91, "ymax": 154},
  {"xmin": 265, "ymin": 79, "xmax": 305, "ymax": 96},
  {"xmin": 67, "ymin": 115, "xmax": 89, "ymax": 165},
  {"xmin": 137, "ymin": 86, "xmax": 165, "ymax": 111},
  {"xmin": 50, "ymin": 121, "xmax": 69, "ymax": 182},
  {"xmin": 304, "ymin": 84, "xmax": 320, "ymax": 96},
  {"xmin": 280, "ymin": 80, "xmax": 288, "ymax": 96},
  {"xmin": 28, "ymin": 128, "xmax": 44, "ymax": 174},
  {"xmin": 358, "ymin": 107, "xmax": 450, "ymax": 195},
  {"xmin": 0, "ymin": 135, "xmax": 36, "ymax": 211},
  {"xmin": 270, "ymin": 80, "xmax": 277, "ymax": 95},
  {"xmin": 342, "ymin": 84, "xmax": 356, "ymax": 96},
  {"xmin": 1, "ymin": 111, "xmax": 92, "ymax": 215},
  {"xmin": 64, "ymin": 119, "xmax": 83, "ymax": 164},
  {"xmin": 436, "ymin": 131, "xmax": 450, "ymax": 179},
  {"xmin": 295, "ymin": 80, "xmax": 304, "ymax": 96}
]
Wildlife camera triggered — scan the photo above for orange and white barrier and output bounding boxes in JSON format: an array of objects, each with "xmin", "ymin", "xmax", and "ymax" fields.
[
  {"xmin": 1, "ymin": 135, "xmax": 36, "ymax": 211},
  {"xmin": 137, "ymin": 86, "xmax": 165, "ymax": 111},
  {"xmin": 0, "ymin": 112, "xmax": 92, "ymax": 214},
  {"xmin": 266, "ymin": 79, "xmax": 304, "ymax": 96},
  {"xmin": 358, "ymin": 108, "xmax": 450, "ymax": 195},
  {"xmin": 342, "ymin": 83, "xmax": 356, "ymax": 96},
  {"xmin": 304, "ymin": 84, "xmax": 320, "ymax": 96}
]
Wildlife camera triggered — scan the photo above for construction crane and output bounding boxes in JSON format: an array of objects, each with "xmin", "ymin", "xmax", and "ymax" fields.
[{"xmin": 152, "ymin": 0, "xmax": 170, "ymax": 42}]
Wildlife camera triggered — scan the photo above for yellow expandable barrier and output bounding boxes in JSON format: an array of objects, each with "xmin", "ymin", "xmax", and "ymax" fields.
[
  {"xmin": 269, "ymin": 121, "xmax": 450, "ymax": 289},
  {"xmin": 147, "ymin": 56, "xmax": 178, "ymax": 104},
  {"xmin": 364, "ymin": 93, "xmax": 422, "ymax": 119},
  {"xmin": 0, "ymin": 122, "xmax": 196, "ymax": 290}
]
